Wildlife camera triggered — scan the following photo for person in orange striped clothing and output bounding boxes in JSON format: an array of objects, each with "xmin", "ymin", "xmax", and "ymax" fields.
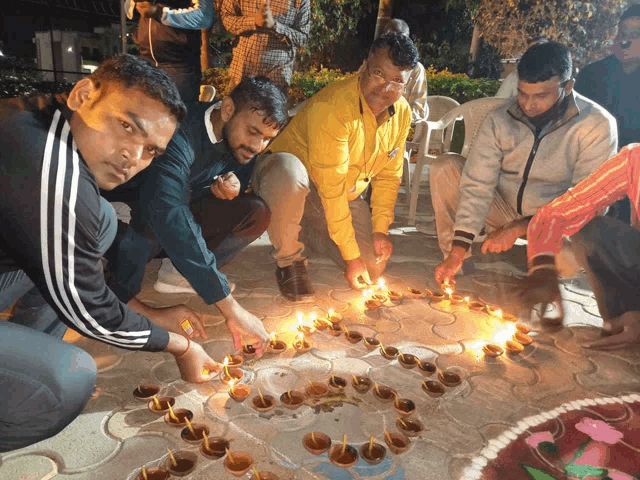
[{"xmin": 521, "ymin": 144, "xmax": 640, "ymax": 349}]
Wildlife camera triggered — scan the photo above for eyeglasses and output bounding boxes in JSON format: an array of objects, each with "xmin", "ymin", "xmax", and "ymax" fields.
[{"xmin": 366, "ymin": 63, "xmax": 406, "ymax": 93}]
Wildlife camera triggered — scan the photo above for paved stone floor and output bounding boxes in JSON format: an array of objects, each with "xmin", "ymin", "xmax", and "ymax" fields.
[{"xmin": 2, "ymin": 183, "xmax": 640, "ymax": 480}]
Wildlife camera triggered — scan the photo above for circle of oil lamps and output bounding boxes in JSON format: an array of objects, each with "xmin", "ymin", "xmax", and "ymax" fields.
[
  {"xmin": 328, "ymin": 434, "xmax": 358, "ymax": 468},
  {"xmin": 136, "ymin": 466, "xmax": 169, "ymax": 480},
  {"xmin": 343, "ymin": 327, "xmax": 363, "ymax": 344},
  {"xmin": 280, "ymin": 390, "xmax": 305, "ymax": 409},
  {"xmin": 438, "ymin": 370, "xmax": 462, "ymax": 387},
  {"xmin": 302, "ymin": 431, "xmax": 331, "ymax": 455},
  {"xmin": 363, "ymin": 336, "xmax": 380, "ymax": 351},
  {"xmin": 351, "ymin": 375, "xmax": 373, "ymax": 394},
  {"xmin": 305, "ymin": 381, "xmax": 328, "ymax": 398},
  {"xmin": 372, "ymin": 383, "xmax": 397, "ymax": 403},
  {"xmin": 380, "ymin": 344, "xmax": 399, "ymax": 360},
  {"xmin": 163, "ymin": 404, "xmax": 194, "ymax": 427},
  {"xmin": 148, "ymin": 395, "xmax": 175, "ymax": 414},
  {"xmin": 397, "ymin": 352, "xmax": 418, "ymax": 369},
  {"xmin": 328, "ymin": 375, "xmax": 347, "ymax": 393},
  {"xmin": 422, "ymin": 380, "xmax": 446, "ymax": 398},
  {"xmin": 251, "ymin": 390, "xmax": 276, "ymax": 412},
  {"xmin": 514, "ymin": 331, "xmax": 533, "ymax": 345},
  {"xmin": 482, "ymin": 343, "xmax": 504, "ymax": 357},
  {"xmin": 418, "ymin": 360, "xmax": 437, "ymax": 376},
  {"xmin": 223, "ymin": 450, "xmax": 254, "ymax": 477},
  {"xmin": 505, "ymin": 340, "xmax": 525, "ymax": 354},
  {"xmin": 396, "ymin": 417, "xmax": 424, "ymax": 437},
  {"xmin": 180, "ymin": 418, "xmax": 210, "ymax": 444},
  {"xmin": 384, "ymin": 430, "xmax": 410, "ymax": 454},
  {"xmin": 228, "ymin": 380, "xmax": 251, "ymax": 402},
  {"xmin": 133, "ymin": 384, "xmax": 160, "ymax": 401},
  {"xmin": 393, "ymin": 397, "xmax": 416, "ymax": 416},
  {"xmin": 163, "ymin": 450, "xmax": 198, "ymax": 477},
  {"xmin": 360, "ymin": 436, "xmax": 386, "ymax": 465},
  {"xmin": 200, "ymin": 436, "xmax": 229, "ymax": 460}
]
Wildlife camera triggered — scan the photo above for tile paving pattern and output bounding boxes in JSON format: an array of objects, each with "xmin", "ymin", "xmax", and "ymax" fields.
[{"xmin": 2, "ymin": 188, "xmax": 639, "ymax": 480}]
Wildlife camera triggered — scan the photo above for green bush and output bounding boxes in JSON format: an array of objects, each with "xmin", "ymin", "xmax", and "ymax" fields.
[
  {"xmin": 0, "ymin": 57, "xmax": 74, "ymax": 99},
  {"xmin": 425, "ymin": 67, "xmax": 500, "ymax": 104},
  {"xmin": 289, "ymin": 67, "xmax": 355, "ymax": 103}
]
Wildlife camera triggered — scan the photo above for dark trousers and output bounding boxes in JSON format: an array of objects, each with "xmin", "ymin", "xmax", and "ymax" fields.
[
  {"xmin": 0, "ymin": 198, "xmax": 115, "ymax": 452},
  {"xmin": 107, "ymin": 193, "xmax": 270, "ymax": 301},
  {"xmin": 570, "ymin": 216, "xmax": 640, "ymax": 321}
]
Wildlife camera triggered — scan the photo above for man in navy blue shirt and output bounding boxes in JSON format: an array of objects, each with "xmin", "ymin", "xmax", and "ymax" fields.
[{"xmin": 105, "ymin": 76, "xmax": 288, "ymax": 352}]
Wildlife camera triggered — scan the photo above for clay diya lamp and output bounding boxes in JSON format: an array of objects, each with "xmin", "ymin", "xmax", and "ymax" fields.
[
  {"xmin": 360, "ymin": 436, "xmax": 386, "ymax": 465},
  {"xmin": 280, "ymin": 390, "xmax": 305, "ymax": 409},
  {"xmin": 242, "ymin": 344, "xmax": 257, "ymax": 359},
  {"xmin": 468, "ymin": 300, "xmax": 486, "ymax": 311},
  {"xmin": 200, "ymin": 436, "xmax": 230, "ymax": 460},
  {"xmin": 180, "ymin": 419, "xmax": 210, "ymax": 444},
  {"xmin": 505, "ymin": 340, "xmax": 525, "ymax": 355},
  {"xmin": 515, "ymin": 323, "xmax": 531, "ymax": 334},
  {"xmin": 164, "ymin": 404, "xmax": 194, "ymax": 427},
  {"xmin": 163, "ymin": 450, "xmax": 197, "ymax": 477},
  {"xmin": 133, "ymin": 384, "xmax": 160, "ymax": 401},
  {"xmin": 364, "ymin": 299, "xmax": 383, "ymax": 311},
  {"xmin": 363, "ymin": 336, "xmax": 380, "ymax": 351},
  {"xmin": 251, "ymin": 390, "xmax": 276, "ymax": 412},
  {"xmin": 328, "ymin": 322, "xmax": 344, "ymax": 337},
  {"xmin": 396, "ymin": 417, "xmax": 424, "ymax": 437},
  {"xmin": 372, "ymin": 383, "xmax": 397, "ymax": 403},
  {"xmin": 328, "ymin": 435, "xmax": 358, "ymax": 468},
  {"xmin": 484, "ymin": 305, "xmax": 502, "ymax": 317},
  {"xmin": 136, "ymin": 467, "xmax": 169, "ymax": 480},
  {"xmin": 267, "ymin": 334, "xmax": 287, "ymax": 354},
  {"xmin": 305, "ymin": 381, "xmax": 328, "ymax": 398},
  {"xmin": 450, "ymin": 294, "xmax": 466, "ymax": 305},
  {"xmin": 387, "ymin": 290, "xmax": 404, "ymax": 304},
  {"xmin": 228, "ymin": 382, "xmax": 251, "ymax": 402},
  {"xmin": 223, "ymin": 450, "xmax": 254, "ymax": 477},
  {"xmin": 326, "ymin": 309, "xmax": 343, "ymax": 324},
  {"xmin": 482, "ymin": 343, "xmax": 504, "ymax": 358},
  {"xmin": 384, "ymin": 431, "xmax": 410, "ymax": 454},
  {"xmin": 293, "ymin": 336, "xmax": 312, "ymax": 353},
  {"xmin": 220, "ymin": 367, "xmax": 244, "ymax": 384},
  {"xmin": 372, "ymin": 293, "xmax": 388, "ymax": 304},
  {"xmin": 438, "ymin": 370, "xmax": 462, "ymax": 387},
  {"xmin": 302, "ymin": 431, "xmax": 331, "ymax": 455},
  {"xmin": 343, "ymin": 328, "xmax": 363, "ymax": 344},
  {"xmin": 429, "ymin": 292, "xmax": 446, "ymax": 302},
  {"xmin": 250, "ymin": 470, "xmax": 279, "ymax": 480},
  {"xmin": 351, "ymin": 375, "xmax": 373, "ymax": 394},
  {"xmin": 514, "ymin": 331, "xmax": 533, "ymax": 345},
  {"xmin": 418, "ymin": 360, "xmax": 437, "ymax": 376},
  {"xmin": 328, "ymin": 375, "xmax": 347, "ymax": 394},
  {"xmin": 393, "ymin": 397, "xmax": 416, "ymax": 416},
  {"xmin": 148, "ymin": 396, "xmax": 175, "ymax": 414},
  {"xmin": 397, "ymin": 353, "xmax": 418, "ymax": 369},
  {"xmin": 406, "ymin": 287, "xmax": 424, "ymax": 298},
  {"xmin": 224, "ymin": 354, "xmax": 244, "ymax": 367},
  {"xmin": 502, "ymin": 312, "xmax": 518, "ymax": 322},
  {"xmin": 422, "ymin": 380, "xmax": 446, "ymax": 398},
  {"xmin": 380, "ymin": 344, "xmax": 399, "ymax": 360},
  {"xmin": 297, "ymin": 324, "xmax": 315, "ymax": 336}
]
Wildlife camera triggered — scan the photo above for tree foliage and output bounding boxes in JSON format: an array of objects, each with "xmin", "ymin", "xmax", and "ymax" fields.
[{"xmin": 476, "ymin": 0, "xmax": 635, "ymax": 66}]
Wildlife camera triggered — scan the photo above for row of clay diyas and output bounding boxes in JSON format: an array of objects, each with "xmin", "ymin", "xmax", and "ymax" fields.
[{"xmin": 482, "ymin": 323, "xmax": 534, "ymax": 358}]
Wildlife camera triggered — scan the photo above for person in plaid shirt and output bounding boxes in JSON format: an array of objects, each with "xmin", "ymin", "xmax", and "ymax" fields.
[
  {"xmin": 520, "ymin": 144, "xmax": 640, "ymax": 349},
  {"xmin": 220, "ymin": 0, "xmax": 310, "ymax": 92}
]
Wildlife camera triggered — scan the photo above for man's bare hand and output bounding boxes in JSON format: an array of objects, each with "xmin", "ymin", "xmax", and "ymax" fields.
[
  {"xmin": 255, "ymin": 0, "xmax": 275, "ymax": 28},
  {"xmin": 174, "ymin": 340, "xmax": 221, "ymax": 383},
  {"xmin": 434, "ymin": 248, "xmax": 465, "ymax": 286},
  {"xmin": 482, "ymin": 219, "xmax": 528, "ymax": 254},
  {"xmin": 151, "ymin": 304, "xmax": 208, "ymax": 339},
  {"xmin": 215, "ymin": 295, "xmax": 270, "ymax": 356},
  {"xmin": 210, "ymin": 172, "xmax": 241, "ymax": 200},
  {"xmin": 582, "ymin": 311, "xmax": 640, "ymax": 350},
  {"xmin": 345, "ymin": 257, "xmax": 372, "ymax": 290},
  {"xmin": 372, "ymin": 232, "xmax": 393, "ymax": 265},
  {"xmin": 135, "ymin": 2, "xmax": 162, "ymax": 20}
]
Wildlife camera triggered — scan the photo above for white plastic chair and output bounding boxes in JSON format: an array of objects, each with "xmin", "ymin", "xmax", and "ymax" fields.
[{"xmin": 407, "ymin": 96, "xmax": 507, "ymax": 224}]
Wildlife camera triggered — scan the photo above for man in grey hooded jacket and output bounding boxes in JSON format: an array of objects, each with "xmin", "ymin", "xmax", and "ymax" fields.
[{"xmin": 431, "ymin": 41, "xmax": 617, "ymax": 286}]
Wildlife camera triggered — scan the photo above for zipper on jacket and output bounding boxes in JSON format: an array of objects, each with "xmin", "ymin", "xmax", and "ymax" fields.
[{"xmin": 516, "ymin": 130, "xmax": 542, "ymax": 215}]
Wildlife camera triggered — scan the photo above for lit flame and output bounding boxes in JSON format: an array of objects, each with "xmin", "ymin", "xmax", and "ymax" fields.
[
  {"xmin": 296, "ymin": 332, "xmax": 304, "ymax": 341},
  {"xmin": 377, "ymin": 278, "xmax": 386, "ymax": 290},
  {"xmin": 296, "ymin": 312, "xmax": 303, "ymax": 324},
  {"xmin": 495, "ymin": 309, "xmax": 503, "ymax": 319},
  {"xmin": 310, "ymin": 312, "xmax": 317, "ymax": 322},
  {"xmin": 464, "ymin": 296, "xmax": 470, "ymax": 304},
  {"xmin": 444, "ymin": 286, "xmax": 453, "ymax": 296},
  {"xmin": 328, "ymin": 308, "xmax": 335, "ymax": 317},
  {"xmin": 270, "ymin": 331, "xmax": 276, "ymax": 342},
  {"xmin": 223, "ymin": 356, "xmax": 229, "ymax": 366},
  {"xmin": 492, "ymin": 322, "xmax": 517, "ymax": 344}
]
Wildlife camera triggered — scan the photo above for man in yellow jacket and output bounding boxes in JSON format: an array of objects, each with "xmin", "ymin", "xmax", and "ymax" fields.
[{"xmin": 251, "ymin": 33, "xmax": 418, "ymax": 301}]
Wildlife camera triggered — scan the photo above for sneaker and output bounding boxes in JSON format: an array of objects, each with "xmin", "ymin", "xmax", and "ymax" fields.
[
  {"xmin": 276, "ymin": 260, "xmax": 315, "ymax": 302},
  {"xmin": 154, "ymin": 259, "xmax": 235, "ymax": 294}
]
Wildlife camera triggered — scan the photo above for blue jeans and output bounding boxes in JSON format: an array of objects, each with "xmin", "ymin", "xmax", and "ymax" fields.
[{"xmin": 0, "ymin": 197, "xmax": 115, "ymax": 452}]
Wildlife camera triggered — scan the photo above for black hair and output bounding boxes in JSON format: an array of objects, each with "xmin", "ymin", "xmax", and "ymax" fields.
[
  {"xmin": 89, "ymin": 54, "xmax": 186, "ymax": 122},
  {"xmin": 620, "ymin": 4, "xmax": 640, "ymax": 24},
  {"xmin": 369, "ymin": 33, "xmax": 419, "ymax": 70},
  {"xmin": 229, "ymin": 76, "xmax": 289, "ymax": 130},
  {"xmin": 383, "ymin": 19, "xmax": 410, "ymax": 37},
  {"xmin": 517, "ymin": 41, "xmax": 572, "ymax": 84}
]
